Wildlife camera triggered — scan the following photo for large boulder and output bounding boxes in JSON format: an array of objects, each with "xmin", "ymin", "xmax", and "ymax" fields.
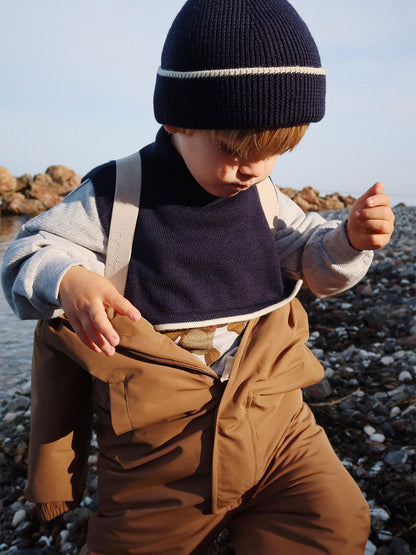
[
  {"xmin": 45, "ymin": 165, "xmax": 81, "ymax": 194},
  {"xmin": 1, "ymin": 192, "xmax": 46, "ymax": 216},
  {"xmin": 15, "ymin": 173, "xmax": 33, "ymax": 192},
  {"xmin": 26, "ymin": 173, "xmax": 64, "ymax": 210},
  {"xmin": 0, "ymin": 167, "xmax": 17, "ymax": 195}
]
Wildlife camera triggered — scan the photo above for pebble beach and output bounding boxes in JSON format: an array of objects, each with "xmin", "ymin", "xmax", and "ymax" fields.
[{"xmin": 0, "ymin": 205, "xmax": 415, "ymax": 555}]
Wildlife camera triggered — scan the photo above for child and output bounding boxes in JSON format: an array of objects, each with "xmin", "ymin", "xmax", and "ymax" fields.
[{"xmin": 2, "ymin": 0, "xmax": 394, "ymax": 553}]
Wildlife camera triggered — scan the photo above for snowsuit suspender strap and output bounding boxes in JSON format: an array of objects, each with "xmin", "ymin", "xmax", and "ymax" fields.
[{"xmin": 105, "ymin": 152, "xmax": 142, "ymax": 293}]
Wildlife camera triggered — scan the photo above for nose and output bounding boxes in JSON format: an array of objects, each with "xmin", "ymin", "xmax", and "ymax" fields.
[{"xmin": 237, "ymin": 159, "xmax": 267, "ymax": 182}]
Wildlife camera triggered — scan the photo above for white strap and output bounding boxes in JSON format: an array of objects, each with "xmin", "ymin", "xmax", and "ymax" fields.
[
  {"xmin": 256, "ymin": 178, "xmax": 279, "ymax": 237},
  {"xmin": 105, "ymin": 152, "xmax": 142, "ymax": 294}
]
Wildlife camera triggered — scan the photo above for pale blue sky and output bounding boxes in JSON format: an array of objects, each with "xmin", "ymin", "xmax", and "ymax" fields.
[{"xmin": 1, "ymin": 1, "xmax": 415, "ymax": 205}]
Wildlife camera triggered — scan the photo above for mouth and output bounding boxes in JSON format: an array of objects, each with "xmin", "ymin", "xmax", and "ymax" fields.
[{"xmin": 233, "ymin": 183, "xmax": 250, "ymax": 191}]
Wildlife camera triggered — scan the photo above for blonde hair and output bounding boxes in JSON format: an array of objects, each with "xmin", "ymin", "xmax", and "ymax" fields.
[{"xmin": 180, "ymin": 125, "xmax": 309, "ymax": 159}]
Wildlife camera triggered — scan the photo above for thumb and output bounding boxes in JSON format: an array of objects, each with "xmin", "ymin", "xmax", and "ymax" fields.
[{"xmin": 364, "ymin": 181, "xmax": 384, "ymax": 200}]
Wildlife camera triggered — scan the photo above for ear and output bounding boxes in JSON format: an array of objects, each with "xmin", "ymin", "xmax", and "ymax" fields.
[{"xmin": 164, "ymin": 125, "xmax": 181, "ymax": 134}]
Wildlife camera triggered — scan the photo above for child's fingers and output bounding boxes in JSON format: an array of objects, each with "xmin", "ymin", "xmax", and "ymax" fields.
[
  {"xmin": 108, "ymin": 293, "xmax": 141, "ymax": 322},
  {"xmin": 362, "ymin": 219, "xmax": 394, "ymax": 235},
  {"xmin": 82, "ymin": 304, "xmax": 120, "ymax": 355},
  {"xmin": 365, "ymin": 192, "xmax": 391, "ymax": 208},
  {"xmin": 356, "ymin": 205, "xmax": 393, "ymax": 223},
  {"xmin": 67, "ymin": 315, "xmax": 103, "ymax": 354}
]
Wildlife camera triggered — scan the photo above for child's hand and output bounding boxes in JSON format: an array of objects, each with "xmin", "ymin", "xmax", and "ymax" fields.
[
  {"xmin": 59, "ymin": 266, "xmax": 141, "ymax": 356},
  {"xmin": 346, "ymin": 182, "xmax": 395, "ymax": 251}
]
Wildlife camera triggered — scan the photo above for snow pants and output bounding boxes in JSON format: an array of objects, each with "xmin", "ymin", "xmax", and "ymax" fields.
[{"xmin": 27, "ymin": 299, "xmax": 370, "ymax": 554}]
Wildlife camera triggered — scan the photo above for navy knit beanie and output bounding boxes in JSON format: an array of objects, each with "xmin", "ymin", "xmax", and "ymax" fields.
[{"xmin": 153, "ymin": 0, "xmax": 326, "ymax": 129}]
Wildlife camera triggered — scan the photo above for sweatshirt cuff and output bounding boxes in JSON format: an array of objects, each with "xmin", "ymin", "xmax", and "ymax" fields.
[
  {"xmin": 323, "ymin": 220, "xmax": 374, "ymax": 265},
  {"xmin": 34, "ymin": 255, "xmax": 84, "ymax": 309}
]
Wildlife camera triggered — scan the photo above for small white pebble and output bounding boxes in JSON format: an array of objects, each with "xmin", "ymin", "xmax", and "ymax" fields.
[
  {"xmin": 364, "ymin": 539, "xmax": 377, "ymax": 555},
  {"xmin": 81, "ymin": 496, "xmax": 93, "ymax": 507},
  {"xmin": 399, "ymin": 370, "xmax": 413, "ymax": 382},
  {"xmin": 369, "ymin": 433, "xmax": 385, "ymax": 443},
  {"xmin": 12, "ymin": 509, "xmax": 26, "ymax": 527},
  {"xmin": 364, "ymin": 425, "xmax": 376, "ymax": 437},
  {"xmin": 370, "ymin": 507, "xmax": 390, "ymax": 522},
  {"xmin": 402, "ymin": 405, "xmax": 416, "ymax": 417},
  {"xmin": 390, "ymin": 406, "xmax": 400, "ymax": 416},
  {"xmin": 2, "ymin": 412, "xmax": 19, "ymax": 423},
  {"xmin": 88, "ymin": 454, "xmax": 98, "ymax": 465},
  {"xmin": 381, "ymin": 356, "xmax": 395, "ymax": 366},
  {"xmin": 60, "ymin": 529, "xmax": 69, "ymax": 543},
  {"xmin": 38, "ymin": 535, "xmax": 51, "ymax": 547},
  {"xmin": 378, "ymin": 530, "xmax": 393, "ymax": 541},
  {"xmin": 369, "ymin": 461, "xmax": 383, "ymax": 476},
  {"xmin": 324, "ymin": 368, "xmax": 334, "ymax": 378}
]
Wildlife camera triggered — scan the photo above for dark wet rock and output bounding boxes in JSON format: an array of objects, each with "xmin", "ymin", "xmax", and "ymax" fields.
[{"xmin": 303, "ymin": 377, "xmax": 333, "ymax": 400}]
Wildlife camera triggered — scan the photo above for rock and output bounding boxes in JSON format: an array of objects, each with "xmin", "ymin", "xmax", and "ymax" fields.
[
  {"xmin": 370, "ymin": 506, "xmax": 390, "ymax": 526},
  {"xmin": 378, "ymin": 530, "xmax": 393, "ymax": 541},
  {"xmin": 384, "ymin": 450, "xmax": 408, "ymax": 471},
  {"xmin": 26, "ymin": 174, "xmax": 63, "ymax": 210},
  {"xmin": 12, "ymin": 509, "xmax": 26, "ymax": 528},
  {"xmin": 15, "ymin": 173, "xmax": 33, "ymax": 192},
  {"xmin": 6, "ymin": 397, "xmax": 30, "ymax": 413},
  {"xmin": 398, "ymin": 370, "xmax": 413, "ymax": 382},
  {"xmin": 1, "ymin": 192, "xmax": 45, "ymax": 216},
  {"xmin": 0, "ymin": 168, "xmax": 17, "ymax": 195},
  {"xmin": 303, "ymin": 378, "xmax": 333, "ymax": 400},
  {"xmin": 363, "ymin": 305, "xmax": 388, "ymax": 328},
  {"xmin": 381, "ymin": 356, "xmax": 395, "ymax": 366},
  {"xmin": 357, "ymin": 284, "xmax": 373, "ymax": 295},
  {"xmin": 364, "ymin": 539, "xmax": 377, "ymax": 555},
  {"xmin": 369, "ymin": 433, "xmax": 385, "ymax": 443},
  {"xmin": 62, "ymin": 507, "xmax": 93, "ymax": 523},
  {"xmin": 278, "ymin": 185, "xmax": 355, "ymax": 212},
  {"xmin": 45, "ymin": 165, "xmax": 81, "ymax": 194},
  {"xmin": 1, "ymin": 165, "xmax": 80, "ymax": 215}
]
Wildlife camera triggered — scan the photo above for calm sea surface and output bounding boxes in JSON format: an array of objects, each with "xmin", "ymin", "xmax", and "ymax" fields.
[{"xmin": 0, "ymin": 216, "xmax": 36, "ymax": 399}]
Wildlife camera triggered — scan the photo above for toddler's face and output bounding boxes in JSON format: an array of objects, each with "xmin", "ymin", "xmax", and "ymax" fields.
[{"xmin": 166, "ymin": 126, "xmax": 279, "ymax": 198}]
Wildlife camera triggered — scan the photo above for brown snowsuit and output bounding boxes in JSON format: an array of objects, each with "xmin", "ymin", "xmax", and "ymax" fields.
[{"xmin": 26, "ymin": 298, "xmax": 370, "ymax": 554}]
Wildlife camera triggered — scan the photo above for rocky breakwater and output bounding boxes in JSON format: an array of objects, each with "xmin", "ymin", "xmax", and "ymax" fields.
[
  {"xmin": 0, "ymin": 167, "xmax": 81, "ymax": 216},
  {"xmin": 0, "ymin": 206, "xmax": 415, "ymax": 555},
  {"xmin": 0, "ymin": 165, "xmax": 356, "ymax": 215}
]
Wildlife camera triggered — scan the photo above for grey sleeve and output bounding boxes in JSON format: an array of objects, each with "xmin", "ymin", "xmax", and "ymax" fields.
[
  {"xmin": 274, "ymin": 188, "xmax": 373, "ymax": 297},
  {"xmin": 1, "ymin": 179, "xmax": 108, "ymax": 319}
]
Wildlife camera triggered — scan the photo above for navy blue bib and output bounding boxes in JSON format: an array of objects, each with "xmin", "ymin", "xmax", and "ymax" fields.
[{"xmin": 88, "ymin": 128, "xmax": 284, "ymax": 328}]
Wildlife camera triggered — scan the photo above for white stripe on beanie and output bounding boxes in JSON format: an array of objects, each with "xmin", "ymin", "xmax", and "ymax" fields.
[{"xmin": 157, "ymin": 65, "xmax": 326, "ymax": 79}]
